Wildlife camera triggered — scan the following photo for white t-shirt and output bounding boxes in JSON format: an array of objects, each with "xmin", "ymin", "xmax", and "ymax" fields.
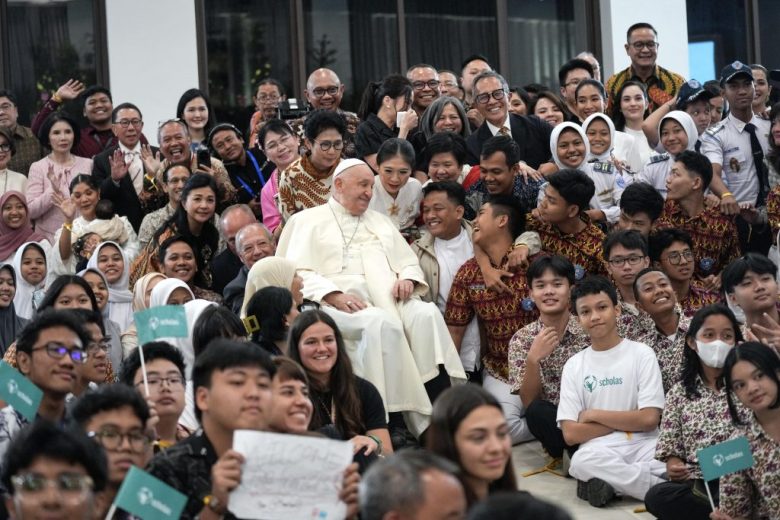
[{"xmin": 556, "ymin": 338, "xmax": 665, "ymax": 444}]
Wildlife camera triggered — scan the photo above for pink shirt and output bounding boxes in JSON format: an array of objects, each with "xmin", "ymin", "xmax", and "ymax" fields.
[
  {"xmin": 260, "ymin": 168, "xmax": 282, "ymax": 232},
  {"xmin": 27, "ymin": 156, "xmax": 93, "ymax": 242}
]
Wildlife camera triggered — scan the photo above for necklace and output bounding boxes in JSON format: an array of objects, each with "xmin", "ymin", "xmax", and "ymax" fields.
[
  {"xmin": 329, "ymin": 202, "xmax": 361, "ymax": 269},
  {"xmin": 314, "ymin": 390, "xmax": 335, "ymax": 423}
]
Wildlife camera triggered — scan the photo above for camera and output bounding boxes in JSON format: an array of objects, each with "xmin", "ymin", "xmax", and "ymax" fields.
[{"xmin": 277, "ymin": 98, "xmax": 310, "ymax": 120}]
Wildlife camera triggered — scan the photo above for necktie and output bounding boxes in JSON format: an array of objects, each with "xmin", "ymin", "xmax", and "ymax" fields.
[
  {"xmin": 745, "ymin": 123, "xmax": 769, "ymax": 206},
  {"xmin": 125, "ymin": 150, "xmax": 143, "ymax": 195},
  {"xmin": 499, "ymin": 126, "xmax": 510, "ymax": 136}
]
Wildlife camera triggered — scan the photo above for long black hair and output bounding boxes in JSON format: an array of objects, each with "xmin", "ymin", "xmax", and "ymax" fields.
[
  {"xmin": 176, "ymin": 88, "xmax": 217, "ymax": 138},
  {"xmin": 682, "ymin": 304, "xmax": 743, "ymax": 399},
  {"xmin": 610, "ymin": 80, "xmax": 649, "ymax": 131},
  {"xmin": 723, "ymin": 341, "xmax": 780, "ymax": 424},
  {"xmin": 37, "ymin": 275, "xmax": 98, "ymax": 312},
  {"xmin": 357, "ymin": 75, "xmax": 413, "ymax": 121},
  {"xmin": 245, "ymin": 286, "xmax": 293, "ymax": 350}
]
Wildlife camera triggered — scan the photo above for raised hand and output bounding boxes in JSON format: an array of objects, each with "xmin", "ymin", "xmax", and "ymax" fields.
[
  {"xmin": 55, "ymin": 79, "xmax": 86, "ymax": 101},
  {"xmin": 528, "ymin": 325, "xmax": 559, "ymax": 363},
  {"xmin": 52, "ymin": 191, "xmax": 77, "ymax": 221},
  {"xmin": 140, "ymin": 144, "xmax": 162, "ymax": 174},
  {"xmin": 46, "ymin": 163, "xmax": 63, "ymax": 196},
  {"xmin": 108, "ymin": 148, "xmax": 129, "ymax": 182}
]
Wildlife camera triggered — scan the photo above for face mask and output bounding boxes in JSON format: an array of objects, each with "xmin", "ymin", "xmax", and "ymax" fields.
[{"xmin": 696, "ymin": 339, "xmax": 734, "ymax": 368}]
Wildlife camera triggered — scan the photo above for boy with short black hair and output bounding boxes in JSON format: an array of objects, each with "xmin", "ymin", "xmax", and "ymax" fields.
[
  {"xmin": 617, "ymin": 182, "xmax": 665, "ymax": 238},
  {"xmin": 557, "ymin": 276, "xmax": 666, "ymax": 507},
  {"xmin": 528, "ymin": 169, "xmax": 608, "ymax": 279},
  {"xmin": 2, "ymin": 421, "xmax": 108, "ymax": 519},
  {"xmin": 656, "ymin": 150, "xmax": 740, "ymax": 288},
  {"xmin": 508, "ymin": 255, "xmax": 589, "ymax": 460},
  {"xmin": 649, "ymin": 228, "xmax": 720, "ymax": 317},
  {"xmin": 722, "ymin": 253, "xmax": 780, "ymax": 346}
]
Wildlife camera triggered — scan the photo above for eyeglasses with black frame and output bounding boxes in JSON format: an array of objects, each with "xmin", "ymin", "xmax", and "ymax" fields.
[
  {"xmin": 412, "ymin": 80, "xmax": 440, "ymax": 91},
  {"xmin": 86, "ymin": 338, "xmax": 112, "ymax": 356},
  {"xmin": 136, "ymin": 375, "xmax": 185, "ymax": 389},
  {"xmin": 88, "ymin": 428, "xmax": 152, "ymax": 453},
  {"xmin": 311, "ymin": 86, "xmax": 340, "ymax": 98},
  {"xmin": 630, "ymin": 41, "xmax": 659, "ymax": 51},
  {"xmin": 607, "ymin": 255, "xmax": 646, "ymax": 267},
  {"xmin": 663, "ymin": 250, "xmax": 694, "ymax": 265},
  {"xmin": 115, "ymin": 119, "xmax": 143, "ymax": 128},
  {"xmin": 475, "ymin": 89, "xmax": 508, "ymax": 105},
  {"xmin": 0, "ymin": 143, "xmax": 11, "ymax": 153},
  {"xmin": 312, "ymin": 139, "xmax": 344, "ymax": 152},
  {"xmin": 31, "ymin": 343, "xmax": 88, "ymax": 364}
]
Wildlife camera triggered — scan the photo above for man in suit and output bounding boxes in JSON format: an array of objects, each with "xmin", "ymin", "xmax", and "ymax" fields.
[
  {"xmin": 464, "ymin": 71, "xmax": 555, "ymax": 177},
  {"xmin": 92, "ymin": 102, "xmax": 162, "ymax": 231},
  {"xmin": 211, "ymin": 204, "xmax": 258, "ymax": 295}
]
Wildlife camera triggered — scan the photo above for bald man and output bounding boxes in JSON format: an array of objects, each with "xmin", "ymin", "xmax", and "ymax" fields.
[
  {"xmin": 278, "ymin": 159, "xmax": 467, "ymax": 437},
  {"xmin": 290, "ymin": 68, "xmax": 361, "ymax": 158}
]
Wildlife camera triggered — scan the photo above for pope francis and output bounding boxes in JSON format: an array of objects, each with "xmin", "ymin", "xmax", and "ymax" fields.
[{"xmin": 277, "ymin": 159, "xmax": 467, "ymax": 435}]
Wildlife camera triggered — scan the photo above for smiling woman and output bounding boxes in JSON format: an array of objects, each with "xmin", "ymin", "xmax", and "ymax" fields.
[{"xmin": 87, "ymin": 241, "xmax": 134, "ymax": 332}]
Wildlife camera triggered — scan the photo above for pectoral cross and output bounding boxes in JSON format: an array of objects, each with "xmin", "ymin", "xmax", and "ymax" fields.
[{"xmin": 389, "ymin": 203, "xmax": 400, "ymax": 216}]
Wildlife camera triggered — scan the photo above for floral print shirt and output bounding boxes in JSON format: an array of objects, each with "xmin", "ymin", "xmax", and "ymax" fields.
[{"xmin": 636, "ymin": 310, "xmax": 691, "ymax": 393}]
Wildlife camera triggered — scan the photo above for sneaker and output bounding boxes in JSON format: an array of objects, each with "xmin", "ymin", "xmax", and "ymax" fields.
[
  {"xmin": 576, "ymin": 479, "xmax": 589, "ymax": 501},
  {"xmin": 585, "ymin": 478, "xmax": 616, "ymax": 507}
]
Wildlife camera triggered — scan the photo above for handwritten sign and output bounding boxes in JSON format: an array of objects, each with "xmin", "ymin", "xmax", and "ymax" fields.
[
  {"xmin": 0, "ymin": 361, "xmax": 42, "ymax": 421},
  {"xmin": 229, "ymin": 430, "xmax": 353, "ymax": 519},
  {"xmin": 134, "ymin": 306, "xmax": 188, "ymax": 345}
]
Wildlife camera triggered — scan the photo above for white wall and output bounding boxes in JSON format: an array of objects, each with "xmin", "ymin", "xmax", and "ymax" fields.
[
  {"xmin": 105, "ymin": 0, "xmax": 200, "ymax": 145},
  {"xmin": 600, "ymin": 0, "xmax": 689, "ymax": 80}
]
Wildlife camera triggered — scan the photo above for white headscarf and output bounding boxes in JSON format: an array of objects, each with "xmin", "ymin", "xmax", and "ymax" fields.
[
  {"xmin": 149, "ymin": 278, "xmax": 194, "ymax": 308},
  {"xmin": 658, "ymin": 111, "xmax": 698, "ymax": 157},
  {"xmin": 549, "ymin": 122, "xmax": 590, "ymax": 169},
  {"xmin": 240, "ymin": 257, "xmax": 297, "ymax": 318},
  {"xmin": 87, "ymin": 241, "xmax": 134, "ymax": 331},
  {"xmin": 160, "ymin": 299, "xmax": 216, "ymax": 380},
  {"xmin": 12, "ymin": 242, "xmax": 47, "ymax": 320},
  {"xmin": 582, "ymin": 113, "xmax": 616, "ymax": 162},
  {"xmin": 133, "ymin": 272, "xmax": 167, "ymax": 311}
]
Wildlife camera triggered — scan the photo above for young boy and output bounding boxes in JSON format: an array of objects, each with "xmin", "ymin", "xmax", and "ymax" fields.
[
  {"xmin": 722, "ymin": 253, "xmax": 780, "ymax": 349},
  {"xmin": 508, "ymin": 255, "xmax": 589, "ymax": 459},
  {"xmin": 528, "ymin": 169, "xmax": 608, "ymax": 280},
  {"xmin": 649, "ymin": 228, "xmax": 721, "ymax": 318},
  {"xmin": 617, "ymin": 182, "xmax": 665, "ymax": 239},
  {"xmin": 633, "ymin": 267, "xmax": 691, "ymax": 392},
  {"xmin": 656, "ymin": 150, "xmax": 740, "ymax": 288},
  {"xmin": 557, "ymin": 276, "xmax": 666, "ymax": 507}
]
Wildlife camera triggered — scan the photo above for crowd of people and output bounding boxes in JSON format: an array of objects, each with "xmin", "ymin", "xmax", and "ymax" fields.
[{"xmin": 0, "ymin": 19, "xmax": 779, "ymax": 520}]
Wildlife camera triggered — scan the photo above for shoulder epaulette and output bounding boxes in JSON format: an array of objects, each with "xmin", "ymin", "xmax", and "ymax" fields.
[
  {"xmin": 704, "ymin": 122, "xmax": 726, "ymax": 137},
  {"xmin": 648, "ymin": 153, "xmax": 670, "ymax": 164}
]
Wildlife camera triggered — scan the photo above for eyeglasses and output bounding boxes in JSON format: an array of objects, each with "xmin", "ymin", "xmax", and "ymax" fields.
[
  {"xmin": 0, "ymin": 143, "xmax": 11, "ymax": 152},
  {"xmin": 31, "ymin": 343, "xmax": 88, "ymax": 364},
  {"xmin": 441, "ymin": 80, "xmax": 458, "ymax": 88},
  {"xmin": 11, "ymin": 473, "xmax": 93, "ymax": 497},
  {"xmin": 607, "ymin": 255, "xmax": 646, "ymax": 267},
  {"xmin": 412, "ymin": 80, "xmax": 440, "ymax": 90},
  {"xmin": 115, "ymin": 118, "xmax": 143, "ymax": 128},
  {"xmin": 136, "ymin": 375, "xmax": 184, "ymax": 389},
  {"xmin": 565, "ymin": 78, "xmax": 586, "ymax": 88},
  {"xmin": 474, "ymin": 89, "xmax": 507, "ymax": 105},
  {"xmin": 257, "ymin": 94, "xmax": 281, "ymax": 103},
  {"xmin": 264, "ymin": 133, "xmax": 296, "ymax": 152},
  {"xmin": 313, "ymin": 139, "xmax": 344, "ymax": 152},
  {"xmin": 88, "ymin": 429, "xmax": 151, "ymax": 453},
  {"xmin": 86, "ymin": 339, "xmax": 111, "ymax": 356},
  {"xmin": 664, "ymin": 250, "xmax": 694, "ymax": 265},
  {"xmin": 630, "ymin": 41, "xmax": 659, "ymax": 51},
  {"xmin": 0, "ymin": 102, "xmax": 14, "ymax": 112},
  {"xmin": 157, "ymin": 117, "xmax": 185, "ymax": 129},
  {"xmin": 311, "ymin": 86, "xmax": 340, "ymax": 98}
]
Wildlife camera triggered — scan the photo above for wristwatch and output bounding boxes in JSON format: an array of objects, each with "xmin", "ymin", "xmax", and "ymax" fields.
[{"xmin": 203, "ymin": 494, "xmax": 227, "ymax": 515}]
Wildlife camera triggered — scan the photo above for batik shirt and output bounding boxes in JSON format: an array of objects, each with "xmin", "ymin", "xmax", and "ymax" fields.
[
  {"xmin": 655, "ymin": 377, "xmax": 739, "ymax": 480},
  {"xmin": 637, "ymin": 310, "xmax": 691, "ymax": 393},
  {"xmin": 277, "ymin": 154, "xmax": 338, "ymax": 223},
  {"xmin": 525, "ymin": 214, "xmax": 608, "ymax": 280},
  {"xmin": 718, "ymin": 415, "xmax": 780, "ymax": 519},
  {"xmin": 655, "ymin": 200, "xmax": 740, "ymax": 279},
  {"xmin": 507, "ymin": 314, "xmax": 589, "ymax": 404},
  {"xmin": 680, "ymin": 283, "xmax": 722, "ymax": 319},
  {"xmin": 446, "ymin": 255, "xmax": 538, "ymax": 382}
]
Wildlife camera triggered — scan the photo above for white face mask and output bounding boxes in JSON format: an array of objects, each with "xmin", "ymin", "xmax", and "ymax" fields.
[{"xmin": 696, "ymin": 339, "xmax": 734, "ymax": 368}]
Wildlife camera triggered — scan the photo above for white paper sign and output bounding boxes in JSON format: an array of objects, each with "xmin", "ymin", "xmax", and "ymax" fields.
[{"xmin": 229, "ymin": 430, "xmax": 353, "ymax": 519}]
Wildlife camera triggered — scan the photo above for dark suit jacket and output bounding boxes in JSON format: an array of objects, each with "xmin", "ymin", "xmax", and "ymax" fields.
[
  {"xmin": 92, "ymin": 144, "xmax": 160, "ymax": 232},
  {"xmin": 210, "ymin": 247, "xmax": 243, "ymax": 296},
  {"xmin": 465, "ymin": 113, "xmax": 554, "ymax": 168}
]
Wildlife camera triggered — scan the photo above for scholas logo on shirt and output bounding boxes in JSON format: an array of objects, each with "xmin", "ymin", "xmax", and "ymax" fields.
[{"xmin": 583, "ymin": 375, "xmax": 624, "ymax": 392}]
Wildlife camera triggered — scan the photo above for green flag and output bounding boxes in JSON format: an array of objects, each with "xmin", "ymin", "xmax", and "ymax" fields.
[
  {"xmin": 134, "ymin": 305, "xmax": 188, "ymax": 345},
  {"xmin": 697, "ymin": 436, "xmax": 754, "ymax": 482},
  {"xmin": 113, "ymin": 466, "xmax": 187, "ymax": 520},
  {"xmin": 0, "ymin": 361, "xmax": 42, "ymax": 421}
]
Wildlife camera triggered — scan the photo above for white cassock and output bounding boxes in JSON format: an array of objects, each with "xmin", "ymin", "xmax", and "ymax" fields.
[
  {"xmin": 277, "ymin": 198, "xmax": 467, "ymax": 435},
  {"xmin": 368, "ymin": 177, "xmax": 423, "ymax": 231}
]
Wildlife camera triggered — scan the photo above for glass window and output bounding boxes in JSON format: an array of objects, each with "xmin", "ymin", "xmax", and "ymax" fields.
[
  {"xmin": 204, "ymin": 0, "xmax": 294, "ymax": 134},
  {"xmin": 507, "ymin": 0, "xmax": 576, "ymax": 90},
  {"xmin": 5, "ymin": 0, "xmax": 99, "ymax": 124},
  {"xmin": 303, "ymin": 0, "xmax": 398, "ymax": 112},
  {"xmin": 758, "ymin": 0, "xmax": 780, "ymax": 70},
  {"xmin": 687, "ymin": 0, "xmax": 748, "ymax": 82},
  {"xmin": 404, "ymin": 1, "xmax": 498, "ymax": 80}
]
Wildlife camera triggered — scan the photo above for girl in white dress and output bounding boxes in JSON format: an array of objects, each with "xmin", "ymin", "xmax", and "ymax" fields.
[{"xmin": 368, "ymin": 138, "xmax": 422, "ymax": 240}]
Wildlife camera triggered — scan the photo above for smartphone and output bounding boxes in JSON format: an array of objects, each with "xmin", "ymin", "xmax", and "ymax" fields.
[{"xmin": 197, "ymin": 148, "xmax": 212, "ymax": 169}]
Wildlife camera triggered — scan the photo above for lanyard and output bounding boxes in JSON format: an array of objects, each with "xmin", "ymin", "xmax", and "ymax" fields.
[{"xmin": 234, "ymin": 152, "xmax": 267, "ymax": 199}]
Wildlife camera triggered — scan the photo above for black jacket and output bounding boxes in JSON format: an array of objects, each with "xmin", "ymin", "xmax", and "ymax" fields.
[{"xmin": 465, "ymin": 113, "xmax": 553, "ymax": 168}]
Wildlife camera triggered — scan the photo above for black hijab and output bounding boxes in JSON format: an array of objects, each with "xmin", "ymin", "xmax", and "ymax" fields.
[{"xmin": 0, "ymin": 265, "xmax": 28, "ymax": 354}]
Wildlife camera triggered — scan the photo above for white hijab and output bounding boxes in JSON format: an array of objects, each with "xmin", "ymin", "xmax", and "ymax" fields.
[
  {"xmin": 12, "ymin": 242, "xmax": 47, "ymax": 320},
  {"xmin": 160, "ymin": 299, "xmax": 216, "ymax": 380},
  {"xmin": 149, "ymin": 278, "xmax": 194, "ymax": 308},
  {"xmin": 549, "ymin": 122, "xmax": 590, "ymax": 169},
  {"xmin": 87, "ymin": 241, "xmax": 134, "ymax": 331},
  {"xmin": 658, "ymin": 111, "xmax": 698, "ymax": 157},
  {"xmin": 582, "ymin": 113, "xmax": 616, "ymax": 162}
]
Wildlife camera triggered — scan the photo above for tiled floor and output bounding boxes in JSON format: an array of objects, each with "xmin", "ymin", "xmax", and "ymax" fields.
[{"xmin": 512, "ymin": 441, "xmax": 656, "ymax": 519}]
